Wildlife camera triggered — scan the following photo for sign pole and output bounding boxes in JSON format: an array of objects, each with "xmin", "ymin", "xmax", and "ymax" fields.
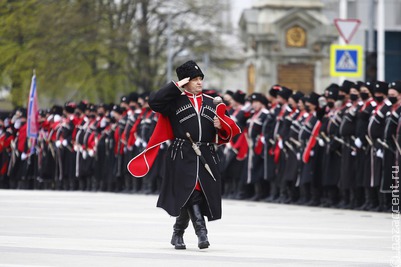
[
  {"xmin": 338, "ymin": 0, "xmax": 347, "ymax": 84},
  {"xmin": 377, "ymin": 0, "xmax": 385, "ymax": 81}
]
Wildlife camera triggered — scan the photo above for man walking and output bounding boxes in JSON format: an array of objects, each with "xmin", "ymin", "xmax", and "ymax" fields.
[{"xmin": 128, "ymin": 60, "xmax": 240, "ymax": 250}]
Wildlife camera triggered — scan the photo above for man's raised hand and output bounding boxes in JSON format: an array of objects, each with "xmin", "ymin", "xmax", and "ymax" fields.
[{"xmin": 177, "ymin": 77, "xmax": 190, "ymax": 88}]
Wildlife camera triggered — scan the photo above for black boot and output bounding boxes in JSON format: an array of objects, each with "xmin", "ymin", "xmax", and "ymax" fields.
[
  {"xmin": 171, "ymin": 208, "xmax": 189, "ymax": 250},
  {"xmin": 188, "ymin": 204, "xmax": 210, "ymax": 249}
]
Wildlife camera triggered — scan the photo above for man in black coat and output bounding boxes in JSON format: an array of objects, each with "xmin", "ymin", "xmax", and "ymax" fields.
[
  {"xmin": 143, "ymin": 60, "xmax": 239, "ymax": 250},
  {"xmin": 367, "ymin": 81, "xmax": 392, "ymax": 210}
]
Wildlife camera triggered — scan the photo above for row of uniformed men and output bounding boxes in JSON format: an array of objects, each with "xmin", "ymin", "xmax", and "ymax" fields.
[
  {"xmin": 0, "ymin": 92, "xmax": 163, "ymax": 193},
  {"xmin": 1, "ymin": 80, "xmax": 400, "ymax": 213},
  {"xmin": 219, "ymin": 80, "xmax": 400, "ymax": 213}
]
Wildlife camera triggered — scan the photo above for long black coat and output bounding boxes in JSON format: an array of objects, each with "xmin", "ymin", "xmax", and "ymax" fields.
[
  {"xmin": 381, "ymin": 105, "xmax": 401, "ymax": 192},
  {"xmin": 244, "ymin": 108, "xmax": 271, "ymax": 184},
  {"xmin": 368, "ymin": 100, "xmax": 392, "ymax": 187},
  {"xmin": 149, "ymin": 82, "xmax": 227, "ymax": 221},
  {"xmin": 338, "ymin": 103, "xmax": 359, "ymax": 190}
]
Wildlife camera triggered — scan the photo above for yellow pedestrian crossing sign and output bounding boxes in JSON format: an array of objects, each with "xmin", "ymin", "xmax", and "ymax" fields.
[{"xmin": 330, "ymin": 45, "xmax": 363, "ymax": 77}]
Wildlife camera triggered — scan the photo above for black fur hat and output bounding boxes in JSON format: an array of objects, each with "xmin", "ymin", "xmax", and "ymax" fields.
[
  {"xmin": 128, "ymin": 92, "xmax": 139, "ymax": 103},
  {"xmin": 51, "ymin": 105, "xmax": 63, "ymax": 116},
  {"xmin": 77, "ymin": 101, "xmax": 88, "ymax": 112},
  {"xmin": 203, "ymin": 89, "xmax": 219, "ymax": 98},
  {"xmin": 375, "ymin": 81, "xmax": 389, "ymax": 95},
  {"xmin": 269, "ymin": 84, "xmax": 281, "ymax": 97},
  {"xmin": 389, "ymin": 81, "xmax": 401, "ymax": 93},
  {"xmin": 225, "ymin": 90, "xmax": 234, "ymax": 97},
  {"xmin": 64, "ymin": 101, "xmax": 76, "ymax": 114},
  {"xmin": 112, "ymin": 104, "xmax": 123, "ymax": 114},
  {"xmin": 277, "ymin": 86, "xmax": 293, "ymax": 100},
  {"xmin": 120, "ymin": 95, "xmax": 129, "ymax": 104},
  {"xmin": 290, "ymin": 91, "xmax": 304, "ymax": 103},
  {"xmin": 176, "ymin": 60, "xmax": 204, "ymax": 81},
  {"xmin": 17, "ymin": 107, "xmax": 27, "ymax": 118},
  {"xmin": 250, "ymin": 92, "xmax": 268, "ymax": 106},
  {"xmin": 233, "ymin": 90, "xmax": 246, "ymax": 105},
  {"xmin": 306, "ymin": 92, "xmax": 320, "ymax": 106},
  {"xmin": 326, "ymin": 84, "xmax": 339, "ymax": 100},
  {"xmin": 139, "ymin": 92, "xmax": 150, "ymax": 101},
  {"xmin": 340, "ymin": 80, "xmax": 355, "ymax": 94}
]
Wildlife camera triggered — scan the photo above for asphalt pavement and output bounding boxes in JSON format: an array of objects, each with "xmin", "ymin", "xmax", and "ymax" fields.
[{"xmin": 0, "ymin": 190, "xmax": 396, "ymax": 267}]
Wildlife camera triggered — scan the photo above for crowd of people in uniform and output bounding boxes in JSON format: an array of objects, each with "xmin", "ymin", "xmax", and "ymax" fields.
[{"xmin": 0, "ymin": 79, "xmax": 400, "ymax": 213}]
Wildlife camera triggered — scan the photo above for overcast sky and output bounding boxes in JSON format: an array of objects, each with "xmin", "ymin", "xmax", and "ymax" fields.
[{"xmin": 231, "ymin": 0, "xmax": 253, "ymax": 28}]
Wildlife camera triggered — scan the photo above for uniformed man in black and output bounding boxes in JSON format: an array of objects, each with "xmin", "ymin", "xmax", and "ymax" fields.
[
  {"xmin": 354, "ymin": 81, "xmax": 376, "ymax": 209},
  {"xmin": 320, "ymin": 83, "xmax": 341, "ymax": 207},
  {"xmin": 366, "ymin": 81, "xmax": 392, "ymax": 210},
  {"xmin": 338, "ymin": 81, "xmax": 360, "ymax": 208},
  {"xmin": 221, "ymin": 90, "xmax": 248, "ymax": 199},
  {"xmin": 379, "ymin": 81, "xmax": 401, "ymax": 211},
  {"xmin": 273, "ymin": 87, "xmax": 294, "ymax": 203},
  {"xmin": 297, "ymin": 92, "xmax": 322, "ymax": 206},
  {"xmin": 244, "ymin": 93, "xmax": 271, "ymax": 201},
  {"xmin": 281, "ymin": 91, "xmax": 304, "ymax": 203},
  {"xmin": 148, "ymin": 60, "xmax": 239, "ymax": 249}
]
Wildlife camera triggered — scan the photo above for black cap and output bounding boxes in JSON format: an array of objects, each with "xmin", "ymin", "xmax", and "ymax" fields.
[
  {"xmin": 356, "ymin": 81, "xmax": 366, "ymax": 91},
  {"xmin": 277, "ymin": 86, "xmax": 293, "ymax": 100},
  {"xmin": 51, "ymin": 105, "xmax": 63, "ymax": 116},
  {"xmin": 365, "ymin": 81, "xmax": 376, "ymax": 95},
  {"xmin": 77, "ymin": 101, "xmax": 88, "ymax": 112},
  {"xmin": 269, "ymin": 84, "xmax": 281, "ymax": 97},
  {"xmin": 17, "ymin": 107, "xmax": 27, "ymax": 118},
  {"xmin": 306, "ymin": 92, "xmax": 320, "ymax": 106},
  {"xmin": 326, "ymin": 86, "xmax": 339, "ymax": 100},
  {"xmin": 139, "ymin": 92, "xmax": 150, "ymax": 101},
  {"xmin": 225, "ymin": 90, "xmax": 234, "ymax": 96},
  {"xmin": 128, "ymin": 92, "xmax": 139, "ymax": 103},
  {"xmin": 88, "ymin": 104, "xmax": 97, "ymax": 113},
  {"xmin": 39, "ymin": 109, "xmax": 47, "ymax": 117},
  {"xmin": 112, "ymin": 104, "xmax": 123, "ymax": 114},
  {"xmin": 250, "ymin": 92, "xmax": 268, "ymax": 106},
  {"xmin": 290, "ymin": 91, "xmax": 304, "ymax": 103},
  {"xmin": 375, "ymin": 81, "xmax": 389, "ymax": 95},
  {"xmin": 176, "ymin": 60, "xmax": 204, "ymax": 81},
  {"xmin": 233, "ymin": 90, "xmax": 246, "ymax": 105},
  {"xmin": 340, "ymin": 80, "xmax": 355, "ymax": 94},
  {"xmin": 203, "ymin": 89, "xmax": 219, "ymax": 98},
  {"xmin": 120, "ymin": 95, "xmax": 129, "ymax": 104},
  {"xmin": 64, "ymin": 101, "xmax": 76, "ymax": 114},
  {"xmin": 389, "ymin": 81, "xmax": 401, "ymax": 93}
]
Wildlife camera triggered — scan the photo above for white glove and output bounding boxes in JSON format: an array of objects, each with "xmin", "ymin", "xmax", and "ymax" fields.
[
  {"xmin": 88, "ymin": 149, "xmax": 94, "ymax": 157},
  {"xmin": 21, "ymin": 152, "xmax": 28, "ymax": 161},
  {"xmin": 376, "ymin": 149, "xmax": 384, "ymax": 159},
  {"xmin": 354, "ymin": 137, "xmax": 362, "ymax": 148},
  {"xmin": 296, "ymin": 152, "xmax": 301, "ymax": 161},
  {"xmin": 278, "ymin": 139, "xmax": 283, "ymax": 149},
  {"xmin": 318, "ymin": 138, "xmax": 325, "ymax": 147},
  {"xmin": 127, "ymin": 146, "xmax": 133, "ymax": 151},
  {"xmin": 142, "ymin": 141, "xmax": 147, "ymax": 148},
  {"xmin": 135, "ymin": 138, "xmax": 141, "ymax": 147},
  {"xmin": 62, "ymin": 139, "xmax": 68, "ymax": 147},
  {"xmin": 55, "ymin": 140, "xmax": 61, "ymax": 148},
  {"xmin": 310, "ymin": 150, "xmax": 315, "ymax": 157},
  {"xmin": 82, "ymin": 150, "xmax": 87, "ymax": 159},
  {"xmin": 261, "ymin": 136, "xmax": 266, "ymax": 145},
  {"xmin": 351, "ymin": 150, "xmax": 357, "ymax": 156}
]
